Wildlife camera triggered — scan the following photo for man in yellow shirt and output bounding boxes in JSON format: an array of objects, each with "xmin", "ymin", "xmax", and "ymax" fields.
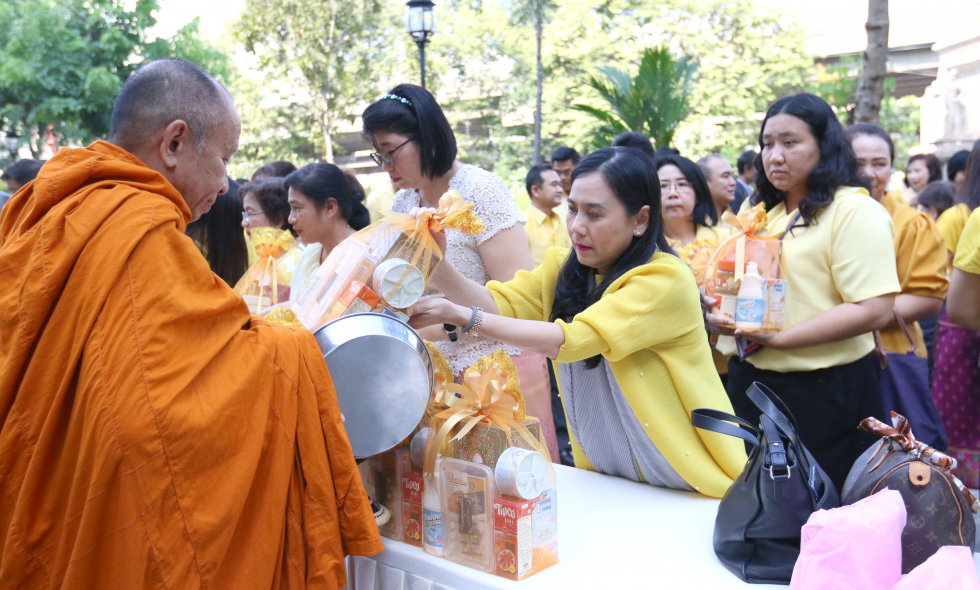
[{"xmin": 523, "ymin": 164, "xmax": 571, "ymax": 267}]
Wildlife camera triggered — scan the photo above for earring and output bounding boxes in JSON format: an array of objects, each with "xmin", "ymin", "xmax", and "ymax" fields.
[{"xmin": 634, "ymin": 231, "xmax": 641, "ymax": 236}]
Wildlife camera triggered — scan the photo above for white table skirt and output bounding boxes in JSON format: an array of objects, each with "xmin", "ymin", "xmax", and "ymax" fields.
[{"xmin": 347, "ymin": 466, "xmax": 980, "ymax": 590}]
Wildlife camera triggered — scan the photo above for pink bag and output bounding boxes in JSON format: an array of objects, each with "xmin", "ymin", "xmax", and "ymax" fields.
[
  {"xmin": 891, "ymin": 546, "xmax": 980, "ymax": 590},
  {"xmin": 789, "ymin": 489, "xmax": 906, "ymax": 590}
]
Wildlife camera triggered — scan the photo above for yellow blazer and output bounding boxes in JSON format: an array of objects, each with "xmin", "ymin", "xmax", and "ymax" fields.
[{"xmin": 488, "ymin": 247, "xmax": 747, "ymax": 498}]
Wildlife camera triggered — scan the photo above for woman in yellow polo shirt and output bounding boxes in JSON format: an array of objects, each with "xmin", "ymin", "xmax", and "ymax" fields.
[
  {"xmin": 845, "ymin": 124, "xmax": 947, "ymax": 358},
  {"xmin": 936, "ymin": 143, "xmax": 980, "ymax": 257},
  {"xmin": 936, "ymin": 207, "xmax": 980, "ymax": 488},
  {"xmin": 708, "ymin": 94, "xmax": 900, "ymax": 493},
  {"xmin": 408, "ymin": 146, "xmax": 746, "ymax": 498}
]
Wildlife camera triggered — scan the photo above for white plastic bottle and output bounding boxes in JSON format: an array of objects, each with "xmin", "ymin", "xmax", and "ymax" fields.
[
  {"xmin": 422, "ymin": 457, "xmax": 444, "ymax": 557},
  {"xmin": 735, "ymin": 261, "xmax": 765, "ymax": 330}
]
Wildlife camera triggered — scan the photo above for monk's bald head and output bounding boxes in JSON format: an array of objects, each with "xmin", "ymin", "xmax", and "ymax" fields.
[{"xmin": 108, "ymin": 59, "xmax": 235, "ymax": 151}]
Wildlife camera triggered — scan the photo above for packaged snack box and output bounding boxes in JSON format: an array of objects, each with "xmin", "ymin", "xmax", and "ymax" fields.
[{"xmin": 441, "ymin": 458, "xmax": 495, "ymax": 573}]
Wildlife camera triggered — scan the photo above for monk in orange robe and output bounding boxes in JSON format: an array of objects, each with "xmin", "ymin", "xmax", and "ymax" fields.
[{"xmin": 0, "ymin": 59, "xmax": 382, "ymax": 589}]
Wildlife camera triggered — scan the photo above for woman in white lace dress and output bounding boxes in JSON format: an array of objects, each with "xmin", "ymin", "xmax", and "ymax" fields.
[{"xmin": 362, "ymin": 84, "xmax": 558, "ymax": 460}]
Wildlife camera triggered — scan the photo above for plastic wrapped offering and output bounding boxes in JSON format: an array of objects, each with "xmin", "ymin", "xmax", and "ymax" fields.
[
  {"xmin": 703, "ymin": 203, "xmax": 787, "ymax": 331},
  {"xmin": 235, "ymin": 227, "xmax": 294, "ymax": 313},
  {"xmin": 293, "ymin": 190, "xmax": 484, "ymax": 330},
  {"xmin": 441, "ymin": 458, "xmax": 496, "ymax": 573}
]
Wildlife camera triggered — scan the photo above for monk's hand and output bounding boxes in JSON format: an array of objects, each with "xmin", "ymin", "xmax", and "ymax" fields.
[{"xmin": 408, "ymin": 297, "xmax": 465, "ymax": 330}]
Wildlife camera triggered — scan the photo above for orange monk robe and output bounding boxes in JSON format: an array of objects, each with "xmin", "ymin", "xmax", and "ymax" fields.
[{"xmin": 0, "ymin": 142, "xmax": 383, "ymax": 589}]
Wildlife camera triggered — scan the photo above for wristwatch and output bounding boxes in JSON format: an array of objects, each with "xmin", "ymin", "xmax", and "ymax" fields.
[{"xmin": 443, "ymin": 324, "xmax": 458, "ymax": 342}]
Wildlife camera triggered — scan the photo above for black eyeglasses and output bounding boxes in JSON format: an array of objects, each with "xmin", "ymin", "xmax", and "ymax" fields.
[{"xmin": 370, "ymin": 138, "xmax": 413, "ymax": 167}]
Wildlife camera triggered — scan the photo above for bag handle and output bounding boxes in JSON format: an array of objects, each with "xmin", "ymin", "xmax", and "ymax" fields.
[
  {"xmin": 890, "ymin": 307, "xmax": 918, "ymax": 356},
  {"xmin": 691, "ymin": 408, "xmax": 761, "ymax": 448}
]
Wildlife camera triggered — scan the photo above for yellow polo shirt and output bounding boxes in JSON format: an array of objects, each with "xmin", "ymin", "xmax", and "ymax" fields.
[
  {"xmin": 665, "ymin": 224, "xmax": 728, "ymax": 252},
  {"xmin": 524, "ymin": 205, "xmax": 571, "ymax": 267},
  {"xmin": 487, "ymin": 247, "xmax": 746, "ymax": 498},
  {"xmin": 879, "ymin": 195, "xmax": 948, "ymax": 356},
  {"xmin": 953, "ymin": 207, "xmax": 980, "ymax": 274},
  {"xmin": 724, "ymin": 187, "xmax": 901, "ymax": 372},
  {"xmin": 937, "ymin": 203, "xmax": 972, "ymax": 255}
]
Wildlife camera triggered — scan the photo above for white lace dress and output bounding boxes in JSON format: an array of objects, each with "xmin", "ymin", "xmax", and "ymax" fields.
[{"xmin": 391, "ymin": 164, "xmax": 526, "ymax": 375}]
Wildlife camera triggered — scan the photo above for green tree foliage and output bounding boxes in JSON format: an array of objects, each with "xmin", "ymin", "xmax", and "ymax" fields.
[
  {"xmin": 234, "ymin": 0, "xmax": 399, "ymax": 162},
  {"xmin": 572, "ymin": 46, "xmax": 697, "ymax": 149},
  {"xmin": 0, "ymin": 0, "xmax": 228, "ymax": 161}
]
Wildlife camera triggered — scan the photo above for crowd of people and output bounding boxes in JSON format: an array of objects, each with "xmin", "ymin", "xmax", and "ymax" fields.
[{"xmin": 1, "ymin": 56, "xmax": 979, "ymax": 587}]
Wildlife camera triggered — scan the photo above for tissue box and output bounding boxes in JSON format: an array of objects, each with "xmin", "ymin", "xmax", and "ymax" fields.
[{"xmin": 453, "ymin": 419, "xmax": 543, "ymax": 469}]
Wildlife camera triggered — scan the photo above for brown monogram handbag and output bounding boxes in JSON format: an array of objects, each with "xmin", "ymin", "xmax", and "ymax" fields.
[{"xmin": 841, "ymin": 412, "xmax": 980, "ymax": 574}]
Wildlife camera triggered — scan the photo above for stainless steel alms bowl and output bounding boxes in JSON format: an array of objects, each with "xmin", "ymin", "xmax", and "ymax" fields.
[{"xmin": 313, "ymin": 313, "xmax": 433, "ymax": 459}]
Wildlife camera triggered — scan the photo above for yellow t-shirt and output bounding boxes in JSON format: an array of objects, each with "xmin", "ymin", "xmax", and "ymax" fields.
[
  {"xmin": 936, "ymin": 203, "xmax": 972, "ymax": 255},
  {"xmin": 879, "ymin": 195, "xmax": 948, "ymax": 356},
  {"xmin": 487, "ymin": 247, "xmax": 747, "ymax": 498},
  {"xmin": 523, "ymin": 205, "xmax": 571, "ymax": 267},
  {"xmin": 953, "ymin": 207, "xmax": 980, "ymax": 274},
  {"xmin": 724, "ymin": 187, "xmax": 901, "ymax": 372},
  {"xmin": 365, "ymin": 182, "xmax": 397, "ymax": 224}
]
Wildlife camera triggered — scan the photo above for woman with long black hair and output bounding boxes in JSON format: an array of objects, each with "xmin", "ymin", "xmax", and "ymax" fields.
[
  {"xmin": 708, "ymin": 94, "xmax": 900, "ymax": 492},
  {"xmin": 407, "ymin": 147, "xmax": 746, "ymax": 498},
  {"xmin": 186, "ymin": 178, "xmax": 249, "ymax": 286}
]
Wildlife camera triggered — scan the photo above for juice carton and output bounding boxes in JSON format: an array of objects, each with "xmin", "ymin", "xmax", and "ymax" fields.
[
  {"xmin": 493, "ymin": 496, "xmax": 537, "ymax": 580},
  {"xmin": 532, "ymin": 487, "xmax": 558, "ymax": 556},
  {"xmin": 326, "ymin": 279, "xmax": 381, "ymax": 322},
  {"xmin": 401, "ymin": 471, "xmax": 423, "ymax": 547}
]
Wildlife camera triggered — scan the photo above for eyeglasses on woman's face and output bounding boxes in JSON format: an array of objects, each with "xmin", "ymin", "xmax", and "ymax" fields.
[
  {"xmin": 370, "ymin": 138, "xmax": 413, "ymax": 167},
  {"xmin": 660, "ymin": 180, "xmax": 693, "ymax": 194}
]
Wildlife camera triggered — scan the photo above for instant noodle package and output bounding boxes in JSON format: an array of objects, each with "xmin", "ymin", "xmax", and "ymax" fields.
[{"xmin": 292, "ymin": 190, "xmax": 484, "ymax": 330}]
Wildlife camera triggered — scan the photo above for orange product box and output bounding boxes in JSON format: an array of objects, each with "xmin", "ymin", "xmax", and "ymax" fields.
[
  {"xmin": 402, "ymin": 472, "xmax": 424, "ymax": 547},
  {"xmin": 493, "ymin": 496, "xmax": 537, "ymax": 581}
]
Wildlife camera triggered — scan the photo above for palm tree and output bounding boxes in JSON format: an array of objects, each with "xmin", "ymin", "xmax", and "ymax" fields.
[{"xmin": 573, "ymin": 46, "xmax": 697, "ymax": 149}]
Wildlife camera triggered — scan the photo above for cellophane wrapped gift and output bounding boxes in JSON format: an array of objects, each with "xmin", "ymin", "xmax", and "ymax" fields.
[
  {"xmin": 424, "ymin": 350, "xmax": 558, "ymax": 580},
  {"xmin": 234, "ymin": 227, "xmax": 294, "ymax": 313},
  {"xmin": 703, "ymin": 203, "xmax": 787, "ymax": 331},
  {"xmin": 358, "ymin": 447, "xmax": 415, "ymax": 541},
  {"xmin": 789, "ymin": 489, "xmax": 906, "ymax": 590},
  {"xmin": 292, "ymin": 190, "xmax": 484, "ymax": 331}
]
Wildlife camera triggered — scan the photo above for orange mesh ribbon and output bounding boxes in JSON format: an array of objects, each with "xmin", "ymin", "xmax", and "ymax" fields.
[
  {"xmin": 381, "ymin": 190, "xmax": 485, "ymax": 270},
  {"xmin": 235, "ymin": 228, "xmax": 295, "ymax": 313},
  {"xmin": 423, "ymin": 350, "xmax": 546, "ymax": 476},
  {"xmin": 714, "ymin": 202, "xmax": 769, "ymax": 283},
  {"xmin": 860, "ymin": 412, "xmax": 979, "ymax": 513}
]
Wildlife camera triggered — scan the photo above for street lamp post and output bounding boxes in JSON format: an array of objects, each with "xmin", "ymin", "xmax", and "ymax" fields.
[
  {"xmin": 5, "ymin": 132, "xmax": 18, "ymax": 162},
  {"xmin": 405, "ymin": 0, "xmax": 436, "ymax": 90}
]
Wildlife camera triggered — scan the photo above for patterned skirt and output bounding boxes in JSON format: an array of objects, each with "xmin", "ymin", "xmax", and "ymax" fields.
[{"xmin": 932, "ymin": 317, "xmax": 980, "ymax": 489}]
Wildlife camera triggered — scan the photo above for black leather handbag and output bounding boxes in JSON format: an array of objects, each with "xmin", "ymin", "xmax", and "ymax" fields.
[{"xmin": 692, "ymin": 383, "xmax": 840, "ymax": 585}]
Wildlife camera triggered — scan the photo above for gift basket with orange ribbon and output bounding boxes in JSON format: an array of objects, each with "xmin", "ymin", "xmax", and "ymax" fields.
[
  {"xmin": 360, "ymin": 349, "xmax": 559, "ymax": 580},
  {"xmin": 234, "ymin": 227, "xmax": 295, "ymax": 313},
  {"xmin": 291, "ymin": 190, "xmax": 484, "ymax": 330},
  {"xmin": 703, "ymin": 203, "xmax": 787, "ymax": 332}
]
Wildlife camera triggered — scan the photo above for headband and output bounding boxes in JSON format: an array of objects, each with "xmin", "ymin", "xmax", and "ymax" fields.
[{"xmin": 383, "ymin": 93, "xmax": 412, "ymax": 107}]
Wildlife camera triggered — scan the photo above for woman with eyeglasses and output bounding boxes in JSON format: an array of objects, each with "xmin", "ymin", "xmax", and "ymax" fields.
[
  {"xmin": 657, "ymin": 155, "xmax": 727, "ymax": 251},
  {"xmin": 284, "ymin": 164, "xmax": 371, "ymax": 299},
  {"xmin": 361, "ymin": 84, "xmax": 558, "ymax": 461},
  {"xmin": 656, "ymin": 155, "xmax": 731, "ymax": 380},
  {"xmin": 239, "ymin": 176, "xmax": 307, "ymax": 284}
]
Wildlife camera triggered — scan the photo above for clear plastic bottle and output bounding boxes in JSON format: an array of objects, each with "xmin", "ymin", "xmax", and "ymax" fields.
[
  {"xmin": 735, "ymin": 261, "xmax": 765, "ymax": 330},
  {"xmin": 423, "ymin": 457, "xmax": 444, "ymax": 557}
]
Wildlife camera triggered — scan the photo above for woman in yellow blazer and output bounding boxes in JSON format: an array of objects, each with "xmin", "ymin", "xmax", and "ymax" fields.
[{"xmin": 408, "ymin": 147, "xmax": 746, "ymax": 499}]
